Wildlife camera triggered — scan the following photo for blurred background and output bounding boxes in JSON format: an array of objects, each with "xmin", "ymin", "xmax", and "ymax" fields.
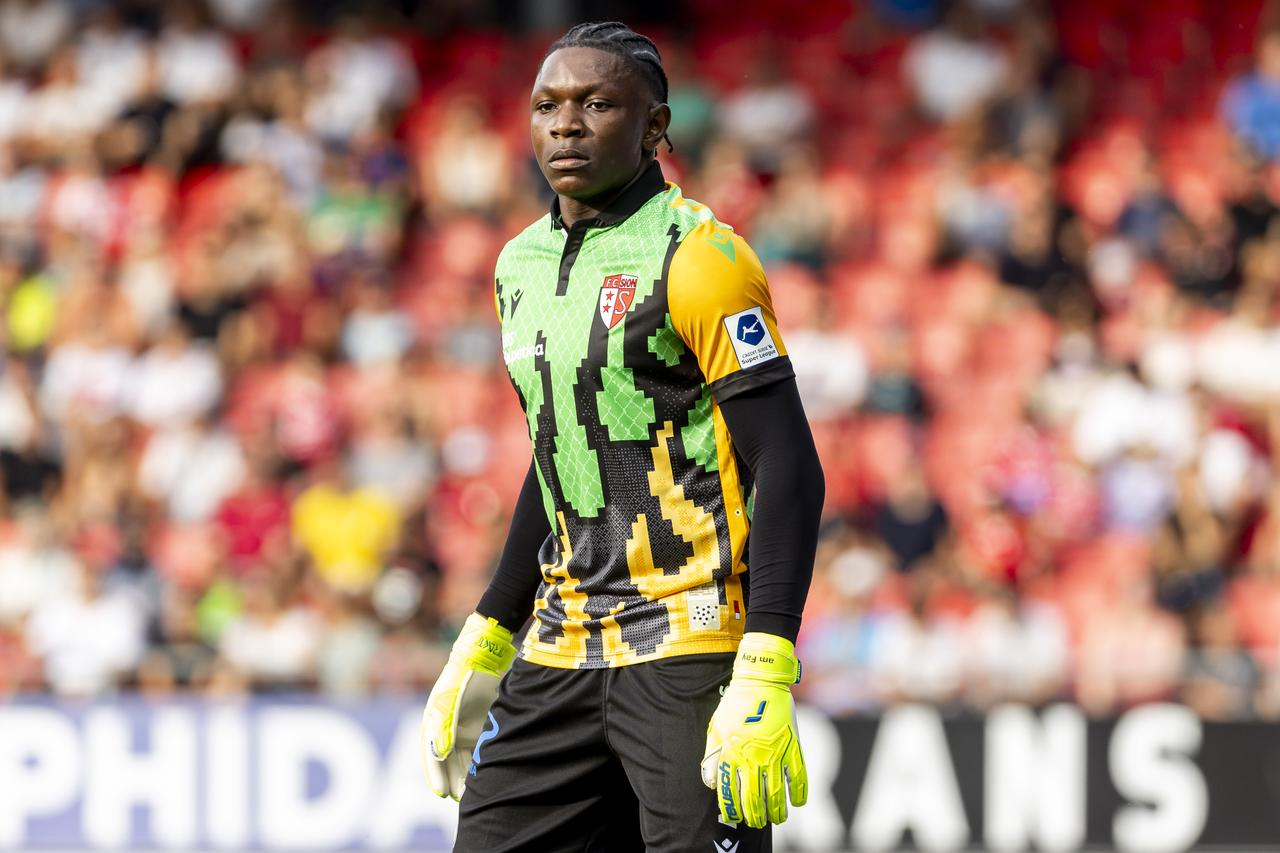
[{"xmin": 2, "ymin": 0, "xmax": 1280, "ymax": 850}]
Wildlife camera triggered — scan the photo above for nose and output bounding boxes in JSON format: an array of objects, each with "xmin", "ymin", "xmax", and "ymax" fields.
[{"xmin": 550, "ymin": 102, "xmax": 585, "ymax": 138}]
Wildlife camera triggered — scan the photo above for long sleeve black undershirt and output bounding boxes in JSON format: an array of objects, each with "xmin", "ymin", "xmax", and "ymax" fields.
[
  {"xmin": 718, "ymin": 377, "xmax": 824, "ymax": 642},
  {"xmin": 474, "ymin": 377, "xmax": 824, "ymax": 643},
  {"xmin": 475, "ymin": 462, "xmax": 550, "ymax": 633}
]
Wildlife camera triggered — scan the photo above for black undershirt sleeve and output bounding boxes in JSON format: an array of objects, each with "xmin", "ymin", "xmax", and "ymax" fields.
[
  {"xmin": 717, "ymin": 377, "xmax": 825, "ymax": 643},
  {"xmin": 475, "ymin": 462, "xmax": 550, "ymax": 633}
]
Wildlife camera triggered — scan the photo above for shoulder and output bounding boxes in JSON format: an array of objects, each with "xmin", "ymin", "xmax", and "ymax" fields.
[
  {"xmin": 667, "ymin": 225, "xmax": 773, "ymax": 347},
  {"xmin": 496, "ymin": 215, "xmax": 555, "ymax": 270},
  {"xmin": 672, "ymin": 218, "xmax": 762, "ymax": 279},
  {"xmin": 667, "ymin": 191, "xmax": 766, "ymax": 312},
  {"xmin": 666, "ymin": 185, "xmax": 761, "ymax": 275}
]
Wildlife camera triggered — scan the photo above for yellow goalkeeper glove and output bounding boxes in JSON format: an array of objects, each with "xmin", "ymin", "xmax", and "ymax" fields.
[
  {"xmin": 701, "ymin": 632, "xmax": 808, "ymax": 828},
  {"xmin": 420, "ymin": 612, "xmax": 517, "ymax": 800}
]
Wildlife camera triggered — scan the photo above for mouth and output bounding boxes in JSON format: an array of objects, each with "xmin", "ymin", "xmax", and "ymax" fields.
[{"xmin": 548, "ymin": 149, "xmax": 589, "ymax": 170}]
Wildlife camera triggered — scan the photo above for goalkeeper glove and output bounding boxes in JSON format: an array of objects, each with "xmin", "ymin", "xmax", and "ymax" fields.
[
  {"xmin": 701, "ymin": 632, "xmax": 808, "ymax": 828},
  {"xmin": 420, "ymin": 612, "xmax": 517, "ymax": 800}
]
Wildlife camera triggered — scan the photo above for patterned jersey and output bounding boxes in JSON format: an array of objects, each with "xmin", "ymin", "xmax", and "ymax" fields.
[{"xmin": 495, "ymin": 161, "xmax": 794, "ymax": 669}]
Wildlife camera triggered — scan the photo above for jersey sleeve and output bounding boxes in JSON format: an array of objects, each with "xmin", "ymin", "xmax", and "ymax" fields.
[
  {"xmin": 493, "ymin": 240, "xmax": 514, "ymax": 324},
  {"xmin": 667, "ymin": 219, "xmax": 795, "ymax": 403}
]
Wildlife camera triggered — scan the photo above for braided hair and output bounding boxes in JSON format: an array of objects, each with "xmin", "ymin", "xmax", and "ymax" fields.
[{"xmin": 544, "ymin": 21, "xmax": 674, "ymax": 154}]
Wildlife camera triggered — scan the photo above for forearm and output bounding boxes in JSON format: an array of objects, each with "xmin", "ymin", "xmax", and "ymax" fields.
[
  {"xmin": 718, "ymin": 379, "xmax": 825, "ymax": 642},
  {"xmin": 475, "ymin": 462, "xmax": 551, "ymax": 632}
]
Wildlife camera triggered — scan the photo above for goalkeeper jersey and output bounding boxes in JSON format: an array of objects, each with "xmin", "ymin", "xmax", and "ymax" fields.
[{"xmin": 495, "ymin": 160, "xmax": 794, "ymax": 669}]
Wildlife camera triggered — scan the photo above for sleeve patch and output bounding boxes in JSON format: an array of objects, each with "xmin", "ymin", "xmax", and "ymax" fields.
[{"xmin": 723, "ymin": 306, "xmax": 780, "ymax": 369}]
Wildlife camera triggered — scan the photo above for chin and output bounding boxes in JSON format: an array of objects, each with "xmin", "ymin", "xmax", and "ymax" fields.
[{"xmin": 549, "ymin": 174, "xmax": 601, "ymax": 198}]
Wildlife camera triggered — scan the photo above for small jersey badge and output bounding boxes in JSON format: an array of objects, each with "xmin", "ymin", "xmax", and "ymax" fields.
[
  {"xmin": 723, "ymin": 306, "xmax": 779, "ymax": 368},
  {"xmin": 599, "ymin": 274, "xmax": 638, "ymax": 329}
]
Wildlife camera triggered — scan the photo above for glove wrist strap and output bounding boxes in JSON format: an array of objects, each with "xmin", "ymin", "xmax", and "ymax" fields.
[
  {"xmin": 453, "ymin": 612, "xmax": 517, "ymax": 676},
  {"xmin": 733, "ymin": 632, "xmax": 801, "ymax": 685}
]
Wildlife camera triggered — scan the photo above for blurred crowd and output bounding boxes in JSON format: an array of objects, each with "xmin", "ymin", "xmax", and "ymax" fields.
[{"xmin": 0, "ymin": 0, "xmax": 1279, "ymax": 720}]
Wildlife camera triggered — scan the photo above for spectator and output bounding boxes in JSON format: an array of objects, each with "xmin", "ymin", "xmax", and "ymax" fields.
[
  {"xmin": 25, "ymin": 49, "xmax": 116, "ymax": 153},
  {"xmin": 101, "ymin": 51, "xmax": 179, "ymax": 171},
  {"xmin": 265, "ymin": 350, "xmax": 343, "ymax": 466},
  {"xmin": 0, "ymin": 356, "xmax": 40, "ymax": 451},
  {"xmin": 339, "ymin": 271, "xmax": 416, "ymax": 366},
  {"xmin": 752, "ymin": 147, "xmax": 836, "ymax": 266},
  {"xmin": 25, "ymin": 562, "xmax": 145, "ymax": 696},
  {"xmin": 0, "ymin": 507, "xmax": 78, "ymax": 629},
  {"xmin": 347, "ymin": 408, "xmax": 435, "ymax": 510},
  {"xmin": 217, "ymin": 574, "xmax": 319, "ymax": 690},
  {"xmin": 207, "ymin": 0, "xmax": 276, "ymax": 31},
  {"xmin": 0, "ymin": 0, "xmax": 72, "ymax": 73},
  {"xmin": 315, "ymin": 586, "xmax": 381, "ymax": 697},
  {"xmin": 871, "ymin": 461, "xmax": 947, "ymax": 570},
  {"xmin": 39, "ymin": 324, "xmax": 134, "ymax": 425},
  {"xmin": 0, "ymin": 54, "xmax": 30, "ymax": 144},
  {"xmin": 1075, "ymin": 577, "xmax": 1186, "ymax": 715},
  {"xmin": 221, "ymin": 67, "xmax": 324, "ymax": 206},
  {"xmin": 156, "ymin": 1, "xmax": 239, "ymax": 105},
  {"xmin": 291, "ymin": 458, "xmax": 400, "ymax": 594},
  {"xmin": 1224, "ymin": 30, "xmax": 1280, "ymax": 161},
  {"xmin": 796, "ymin": 531, "xmax": 895, "ymax": 715},
  {"xmin": 0, "ymin": 438, "xmax": 60, "ymax": 504},
  {"xmin": 214, "ymin": 451, "xmax": 291, "ymax": 575},
  {"xmin": 903, "ymin": 5, "xmax": 1010, "ymax": 122},
  {"xmin": 787, "ymin": 326, "xmax": 869, "ymax": 421},
  {"xmin": 662, "ymin": 44, "xmax": 715, "ymax": 160},
  {"xmin": 965, "ymin": 586, "xmax": 1070, "ymax": 707},
  {"xmin": 1098, "ymin": 448, "xmax": 1177, "ymax": 533},
  {"xmin": 716, "ymin": 56, "xmax": 814, "ymax": 172},
  {"xmin": 0, "ymin": 0, "xmax": 1274, "ymax": 715},
  {"xmin": 303, "ymin": 12, "xmax": 417, "ymax": 142},
  {"xmin": 127, "ymin": 321, "xmax": 223, "ymax": 428},
  {"xmin": 416, "ymin": 96, "xmax": 511, "ymax": 217},
  {"xmin": 75, "ymin": 5, "xmax": 148, "ymax": 117},
  {"xmin": 137, "ymin": 412, "xmax": 246, "ymax": 522},
  {"xmin": 1182, "ymin": 604, "xmax": 1257, "ymax": 720},
  {"xmin": 870, "ymin": 576, "xmax": 966, "ymax": 705}
]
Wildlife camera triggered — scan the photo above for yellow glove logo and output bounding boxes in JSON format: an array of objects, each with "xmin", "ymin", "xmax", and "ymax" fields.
[{"xmin": 718, "ymin": 761, "xmax": 742, "ymax": 824}]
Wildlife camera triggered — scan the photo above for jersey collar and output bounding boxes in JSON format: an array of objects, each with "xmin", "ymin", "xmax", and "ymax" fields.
[{"xmin": 549, "ymin": 159, "xmax": 666, "ymax": 231}]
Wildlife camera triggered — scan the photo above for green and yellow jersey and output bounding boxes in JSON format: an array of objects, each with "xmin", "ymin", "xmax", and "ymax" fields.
[{"xmin": 496, "ymin": 161, "xmax": 794, "ymax": 669}]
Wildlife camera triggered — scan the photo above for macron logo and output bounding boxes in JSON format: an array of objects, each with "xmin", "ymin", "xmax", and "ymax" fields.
[{"xmin": 716, "ymin": 839, "xmax": 739, "ymax": 853}]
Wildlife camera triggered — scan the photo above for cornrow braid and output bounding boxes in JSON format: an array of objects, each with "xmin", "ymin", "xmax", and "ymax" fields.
[{"xmin": 545, "ymin": 21, "xmax": 675, "ymax": 154}]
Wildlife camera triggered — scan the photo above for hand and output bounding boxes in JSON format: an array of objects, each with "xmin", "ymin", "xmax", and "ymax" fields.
[
  {"xmin": 700, "ymin": 632, "xmax": 807, "ymax": 828},
  {"xmin": 420, "ymin": 613, "xmax": 517, "ymax": 800}
]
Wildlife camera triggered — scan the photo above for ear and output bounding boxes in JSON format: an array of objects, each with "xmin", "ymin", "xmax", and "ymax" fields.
[{"xmin": 642, "ymin": 102, "xmax": 672, "ymax": 156}]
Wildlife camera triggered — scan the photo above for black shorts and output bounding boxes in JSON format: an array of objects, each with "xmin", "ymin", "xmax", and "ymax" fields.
[{"xmin": 454, "ymin": 654, "xmax": 772, "ymax": 853}]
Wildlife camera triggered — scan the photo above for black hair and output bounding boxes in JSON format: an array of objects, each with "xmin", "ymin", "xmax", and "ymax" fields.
[{"xmin": 544, "ymin": 21, "xmax": 674, "ymax": 154}]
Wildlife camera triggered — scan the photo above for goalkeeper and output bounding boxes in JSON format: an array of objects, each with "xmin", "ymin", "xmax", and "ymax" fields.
[{"xmin": 422, "ymin": 21, "xmax": 824, "ymax": 853}]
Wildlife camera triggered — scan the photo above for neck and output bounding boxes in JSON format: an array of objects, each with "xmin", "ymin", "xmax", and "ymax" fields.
[{"xmin": 557, "ymin": 159, "xmax": 650, "ymax": 229}]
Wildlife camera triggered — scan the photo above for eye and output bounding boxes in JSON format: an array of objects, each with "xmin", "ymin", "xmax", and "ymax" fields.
[
  {"xmin": 534, "ymin": 101, "xmax": 556, "ymax": 114},
  {"xmin": 587, "ymin": 100, "xmax": 612, "ymax": 111}
]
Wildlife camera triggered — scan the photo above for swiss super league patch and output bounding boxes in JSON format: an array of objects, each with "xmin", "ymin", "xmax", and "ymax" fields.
[{"xmin": 723, "ymin": 306, "xmax": 779, "ymax": 368}]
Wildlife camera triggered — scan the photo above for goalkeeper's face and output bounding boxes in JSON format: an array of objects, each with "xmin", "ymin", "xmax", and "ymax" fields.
[{"xmin": 531, "ymin": 46, "xmax": 668, "ymax": 204}]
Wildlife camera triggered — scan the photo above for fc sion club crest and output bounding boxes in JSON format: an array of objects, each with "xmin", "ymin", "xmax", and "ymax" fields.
[{"xmin": 599, "ymin": 274, "xmax": 638, "ymax": 329}]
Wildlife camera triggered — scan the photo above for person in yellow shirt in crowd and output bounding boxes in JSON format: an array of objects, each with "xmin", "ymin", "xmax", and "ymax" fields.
[{"xmin": 292, "ymin": 458, "xmax": 400, "ymax": 594}]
